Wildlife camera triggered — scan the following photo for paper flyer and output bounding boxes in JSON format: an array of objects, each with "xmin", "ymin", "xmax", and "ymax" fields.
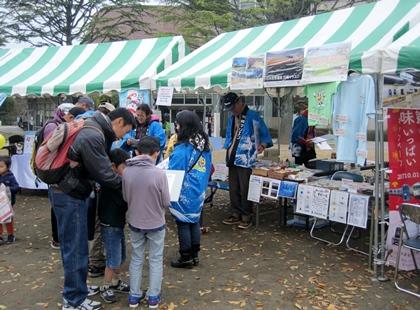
[
  {"xmin": 311, "ymin": 187, "xmax": 330, "ymax": 219},
  {"xmin": 347, "ymin": 194, "xmax": 369, "ymax": 228},
  {"xmin": 329, "ymin": 190, "xmax": 349, "ymax": 224},
  {"xmin": 247, "ymin": 175, "xmax": 263, "ymax": 203},
  {"xmin": 296, "ymin": 184, "xmax": 315, "ymax": 216}
]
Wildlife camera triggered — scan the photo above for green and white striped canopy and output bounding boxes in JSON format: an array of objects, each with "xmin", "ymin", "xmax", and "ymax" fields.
[
  {"xmin": 155, "ymin": 0, "xmax": 420, "ymax": 91},
  {"xmin": 0, "ymin": 36, "xmax": 187, "ymax": 96},
  {"xmin": 381, "ymin": 23, "xmax": 420, "ymax": 73}
]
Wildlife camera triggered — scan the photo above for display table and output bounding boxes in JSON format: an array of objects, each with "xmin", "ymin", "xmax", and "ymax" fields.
[{"xmin": 10, "ymin": 154, "xmax": 48, "ymax": 190}]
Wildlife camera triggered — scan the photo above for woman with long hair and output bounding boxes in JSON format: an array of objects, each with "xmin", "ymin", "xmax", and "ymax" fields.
[{"xmin": 168, "ymin": 110, "xmax": 212, "ymax": 268}]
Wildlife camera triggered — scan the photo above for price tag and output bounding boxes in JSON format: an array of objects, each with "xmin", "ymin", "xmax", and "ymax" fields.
[
  {"xmin": 335, "ymin": 128, "xmax": 346, "ymax": 136},
  {"xmin": 356, "ymin": 132, "xmax": 367, "ymax": 141},
  {"xmin": 356, "ymin": 149, "xmax": 367, "ymax": 158},
  {"xmin": 335, "ymin": 114, "xmax": 348, "ymax": 123}
]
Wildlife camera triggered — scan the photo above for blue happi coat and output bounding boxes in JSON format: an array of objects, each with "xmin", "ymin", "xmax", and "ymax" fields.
[
  {"xmin": 168, "ymin": 143, "xmax": 212, "ymax": 223},
  {"xmin": 113, "ymin": 120, "xmax": 166, "ymax": 153},
  {"xmin": 224, "ymin": 109, "xmax": 273, "ymax": 168}
]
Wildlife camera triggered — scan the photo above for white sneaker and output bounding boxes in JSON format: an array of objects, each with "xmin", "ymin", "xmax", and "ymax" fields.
[
  {"xmin": 62, "ymin": 298, "xmax": 102, "ymax": 310},
  {"xmin": 87, "ymin": 285, "xmax": 99, "ymax": 297}
]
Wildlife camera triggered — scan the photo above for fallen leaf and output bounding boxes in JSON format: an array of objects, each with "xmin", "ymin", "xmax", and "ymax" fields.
[
  {"xmin": 294, "ymin": 303, "xmax": 303, "ymax": 309},
  {"xmin": 327, "ymin": 304, "xmax": 336, "ymax": 310},
  {"xmin": 167, "ymin": 302, "xmax": 177, "ymax": 310}
]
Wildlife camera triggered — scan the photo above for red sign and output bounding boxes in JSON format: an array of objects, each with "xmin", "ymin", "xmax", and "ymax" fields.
[{"xmin": 387, "ymin": 108, "xmax": 420, "ymax": 210}]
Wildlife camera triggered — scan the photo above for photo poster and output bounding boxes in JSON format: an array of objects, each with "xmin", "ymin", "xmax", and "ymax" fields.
[
  {"xmin": 347, "ymin": 194, "xmax": 369, "ymax": 229},
  {"xmin": 119, "ymin": 89, "xmax": 151, "ymax": 110},
  {"xmin": 329, "ymin": 190, "xmax": 349, "ymax": 224},
  {"xmin": 296, "ymin": 184, "xmax": 315, "ymax": 216},
  {"xmin": 264, "ymin": 48, "xmax": 304, "ymax": 87},
  {"xmin": 247, "ymin": 175, "xmax": 263, "ymax": 203},
  {"xmin": 231, "ymin": 55, "xmax": 265, "ymax": 90},
  {"xmin": 386, "ymin": 108, "xmax": 420, "ymax": 270},
  {"xmin": 302, "ymin": 42, "xmax": 351, "ymax": 84},
  {"xmin": 260, "ymin": 177, "xmax": 281, "ymax": 200},
  {"xmin": 311, "ymin": 187, "xmax": 330, "ymax": 219},
  {"xmin": 164, "ymin": 170, "xmax": 185, "ymax": 202},
  {"xmin": 23, "ymin": 131, "xmax": 36, "ymax": 154},
  {"xmin": 278, "ymin": 181, "xmax": 298, "ymax": 199}
]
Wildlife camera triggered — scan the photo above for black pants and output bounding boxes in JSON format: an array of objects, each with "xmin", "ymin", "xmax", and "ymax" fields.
[
  {"xmin": 48, "ymin": 187, "xmax": 59, "ymax": 243},
  {"xmin": 228, "ymin": 166, "xmax": 253, "ymax": 222},
  {"xmin": 176, "ymin": 221, "xmax": 200, "ymax": 259}
]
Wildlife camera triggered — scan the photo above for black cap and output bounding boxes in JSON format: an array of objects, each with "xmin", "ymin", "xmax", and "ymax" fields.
[{"xmin": 222, "ymin": 92, "xmax": 239, "ymax": 111}]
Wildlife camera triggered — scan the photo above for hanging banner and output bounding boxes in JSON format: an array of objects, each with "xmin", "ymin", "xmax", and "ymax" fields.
[
  {"xmin": 302, "ymin": 42, "xmax": 351, "ymax": 84},
  {"xmin": 386, "ymin": 108, "xmax": 420, "ymax": 271},
  {"xmin": 264, "ymin": 48, "xmax": 304, "ymax": 87},
  {"xmin": 119, "ymin": 89, "xmax": 151, "ymax": 111},
  {"xmin": 231, "ymin": 55, "xmax": 264, "ymax": 90}
]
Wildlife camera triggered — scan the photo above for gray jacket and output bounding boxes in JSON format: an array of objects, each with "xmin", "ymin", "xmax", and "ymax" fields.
[{"xmin": 123, "ymin": 155, "xmax": 170, "ymax": 230}]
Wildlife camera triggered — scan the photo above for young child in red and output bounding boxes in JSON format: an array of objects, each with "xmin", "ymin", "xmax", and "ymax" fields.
[{"xmin": 0, "ymin": 156, "xmax": 19, "ymax": 244}]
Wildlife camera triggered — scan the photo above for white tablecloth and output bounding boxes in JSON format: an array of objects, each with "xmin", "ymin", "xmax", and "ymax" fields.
[{"xmin": 10, "ymin": 154, "xmax": 48, "ymax": 190}]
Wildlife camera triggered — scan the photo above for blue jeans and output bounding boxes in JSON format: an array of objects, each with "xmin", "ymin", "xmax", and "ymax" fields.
[
  {"xmin": 52, "ymin": 191, "xmax": 89, "ymax": 307},
  {"xmin": 101, "ymin": 225, "xmax": 126, "ymax": 269},
  {"xmin": 129, "ymin": 228, "xmax": 165, "ymax": 298},
  {"xmin": 176, "ymin": 221, "xmax": 200, "ymax": 258}
]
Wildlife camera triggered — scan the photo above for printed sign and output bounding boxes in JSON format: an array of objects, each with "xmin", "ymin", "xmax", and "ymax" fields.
[
  {"xmin": 156, "ymin": 87, "xmax": 174, "ymax": 106},
  {"xmin": 311, "ymin": 187, "xmax": 330, "ymax": 219},
  {"xmin": 119, "ymin": 89, "xmax": 150, "ymax": 110},
  {"xmin": 386, "ymin": 108, "xmax": 420, "ymax": 270},
  {"xmin": 347, "ymin": 194, "xmax": 369, "ymax": 229},
  {"xmin": 231, "ymin": 55, "xmax": 264, "ymax": 90},
  {"xmin": 248, "ymin": 175, "xmax": 263, "ymax": 203},
  {"xmin": 264, "ymin": 48, "xmax": 304, "ymax": 87},
  {"xmin": 329, "ymin": 190, "xmax": 349, "ymax": 224},
  {"xmin": 23, "ymin": 131, "xmax": 36, "ymax": 154},
  {"xmin": 302, "ymin": 42, "xmax": 351, "ymax": 84},
  {"xmin": 296, "ymin": 184, "xmax": 315, "ymax": 216}
]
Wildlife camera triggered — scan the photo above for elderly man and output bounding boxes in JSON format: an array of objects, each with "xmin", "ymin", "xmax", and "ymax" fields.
[{"xmin": 222, "ymin": 92, "xmax": 273, "ymax": 229}]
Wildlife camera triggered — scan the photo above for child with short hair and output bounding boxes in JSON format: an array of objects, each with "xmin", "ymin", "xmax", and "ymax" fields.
[
  {"xmin": 0, "ymin": 156, "xmax": 19, "ymax": 244},
  {"xmin": 123, "ymin": 136, "xmax": 170, "ymax": 309},
  {"xmin": 98, "ymin": 148, "xmax": 131, "ymax": 303}
]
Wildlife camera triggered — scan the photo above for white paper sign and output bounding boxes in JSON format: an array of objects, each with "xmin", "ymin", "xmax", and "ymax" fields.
[
  {"xmin": 329, "ymin": 190, "xmax": 349, "ymax": 224},
  {"xmin": 311, "ymin": 187, "xmax": 330, "ymax": 219},
  {"xmin": 296, "ymin": 184, "xmax": 315, "ymax": 216},
  {"xmin": 347, "ymin": 194, "xmax": 369, "ymax": 228},
  {"xmin": 156, "ymin": 87, "xmax": 174, "ymax": 106},
  {"xmin": 213, "ymin": 163, "xmax": 228, "ymax": 181},
  {"xmin": 23, "ymin": 131, "xmax": 36, "ymax": 154},
  {"xmin": 247, "ymin": 175, "xmax": 263, "ymax": 203},
  {"xmin": 165, "ymin": 170, "xmax": 185, "ymax": 202}
]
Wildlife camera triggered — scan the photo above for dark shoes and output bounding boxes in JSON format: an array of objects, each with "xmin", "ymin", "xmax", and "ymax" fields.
[
  {"xmin": 170, "ymin": 257, "xmax": 193, "ymax": 269},
  {"xmin": 222, "ymin": 216, "xmax": 241, "ymax": 225},
  {"xmin": 238, "ymin": 221, "xmax": 252, "ymax": 229}
]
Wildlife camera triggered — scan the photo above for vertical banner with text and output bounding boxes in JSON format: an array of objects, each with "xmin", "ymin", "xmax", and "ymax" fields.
[{"xmin": 386, "ymin": 108, "xmax": 420, "ymax": 270}]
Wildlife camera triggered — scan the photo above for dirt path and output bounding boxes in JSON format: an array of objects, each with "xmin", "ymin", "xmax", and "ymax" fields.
[{"xmin": 0, "ymin": 192, "xmax": 418, "ymax": 310}]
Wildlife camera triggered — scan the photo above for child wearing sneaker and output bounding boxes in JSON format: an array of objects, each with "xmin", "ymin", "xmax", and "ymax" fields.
[
  {"xmin": 123, "ymin": 137, "xmax": 170, "ymax": 309},
  {"xmin": 98, "ymin": 149, "xmax": 131, "ymax": 303},
  {"xmin": 0, "ymin": 156, "xmax": 19, "ymax": 244}
]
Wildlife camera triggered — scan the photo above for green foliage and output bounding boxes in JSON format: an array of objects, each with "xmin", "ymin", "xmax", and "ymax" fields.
[{"xmin": 0, "ymin": 0, "xmax": 149, "ymax": 46}]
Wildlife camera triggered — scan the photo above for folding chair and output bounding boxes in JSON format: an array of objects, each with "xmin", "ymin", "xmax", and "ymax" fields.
[{"xmin": 394, "ymin": 203, "xmax": 420, "ymax": 298}]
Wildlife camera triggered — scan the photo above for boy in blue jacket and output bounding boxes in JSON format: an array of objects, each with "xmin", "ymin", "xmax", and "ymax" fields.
[
  {"xmin": 0, "ymin": 156, "xmax": 19, "ymax": 244},
  {"xmin": 222, "ymin": 93, "xmax": 273, "ymax": 229}
]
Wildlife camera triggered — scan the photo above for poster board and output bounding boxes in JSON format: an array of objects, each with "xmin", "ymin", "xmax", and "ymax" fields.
[
  {"xmin": 347, "ymin": 194, "xmax": 369, "ymax": 228},
  {"xmin": 231, "ymin": 55, "xmax": 264, "ymax": 90},
  {"xmin": 329, "ymin": 190, "xmax": 349, "ymax": 224},
  {"xmin": 213, "ymin": 163, "xmax": 228, "ymax": 181},
  {"xmin": 156, "ymin": 87, "xmax": 174, "ymax": 106},
  {"xmin": 264, "ymin": 48, "xmax": 304, "ymax": 87},
  {"xmin": 302, "ymin": 42, "xmax": 351, "ymax": 84},
  {"xmin": 247, "ymin": 175, "xmax": 263, "ymax": 203},
  {"xmin": 278, "ymin": 181, "xmax": 298, "ymax": 199},
  {"xmin": 311, "ymin": 187, "xmax": 330, "ymax": 219},
  {"xmin": 296, "ymin": 184, "xmax": 315, "ymax": 216},
  {"xmin": 165, "ymin": 170, "xmax": 185, "ymax": 202},
  {"xmin": 119, "ymin": 89, "xmax": 150, "ymax": 109},
  {"xmin": 261, "ymin": 177, "xmax": 281, "ymax": 199}
]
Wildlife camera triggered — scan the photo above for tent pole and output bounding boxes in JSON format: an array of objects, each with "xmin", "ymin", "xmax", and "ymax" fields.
[
  {"xmin": 372, "ymin": 73, "xmax": 380, "ymax": 279},
  {"xmin": 378, "ymin": 73, "xmax": 387, "ymax": 282},
  {"xmin": 277, "ymin": 88, "xmax": 281, "ymax": 158}
]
